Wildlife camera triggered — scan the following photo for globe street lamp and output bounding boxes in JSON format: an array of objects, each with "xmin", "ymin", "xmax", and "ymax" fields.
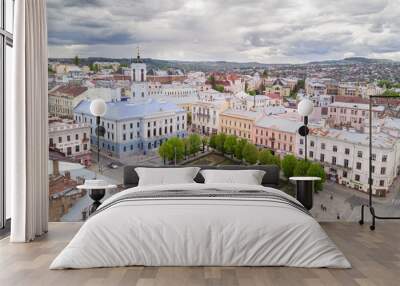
[
  {"xmin": 90, "ymin": 99, "xmax": 107, "ymax": 174},
  {"xmin": 297, "ymin": 99, "xmax": 314, "ymax": 161}
]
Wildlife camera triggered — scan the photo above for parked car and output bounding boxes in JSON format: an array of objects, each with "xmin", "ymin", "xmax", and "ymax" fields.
[{"xmin": 108, "ymin": 162, "xmax": 118, "ymax": 169}]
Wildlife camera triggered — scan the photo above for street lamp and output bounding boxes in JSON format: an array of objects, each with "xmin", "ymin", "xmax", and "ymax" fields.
[
  {"xmin": 90, "ymin": 99, "xmax": 107, "ymax": 174},
  {"xmin": 297, "ymin": 99, "xmax": 314, "ymax": 161}
]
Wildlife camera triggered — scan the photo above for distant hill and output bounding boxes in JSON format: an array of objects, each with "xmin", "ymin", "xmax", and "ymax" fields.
[
  {"xmin": 307, "ymin": 57, "xmax": 396, "ymax": 65},
  {"xmin": 48, "ymin": 57, "xmax": 284, "ymax": 72},
  {"xmin": 49, "ymin": 56, "xmax": 399, "ymax": 73}
]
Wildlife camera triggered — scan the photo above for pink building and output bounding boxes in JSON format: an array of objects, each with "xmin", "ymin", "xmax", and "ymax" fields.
[
  {"xmin": 253, "ymin": 116, "xmax": 302, "ymax": 157},
  {"xmin": 327, "ymin": 101, "xmax": 384, "ymax": 131},
  {"xmin": 264, "ymin": 92, "xmax": 283, "ymax": 106}
]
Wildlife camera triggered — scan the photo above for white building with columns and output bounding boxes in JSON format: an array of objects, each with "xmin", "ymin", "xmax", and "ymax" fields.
[
  {"xmin": 73, "ymin": 99, "xmax": 187, "ymax": 158},
  {"xmin": 296, "ymin": 127, "xmax": 400, "ymax": 196}
]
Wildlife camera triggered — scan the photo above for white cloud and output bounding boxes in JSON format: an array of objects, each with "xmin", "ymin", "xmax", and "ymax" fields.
[{"xmin": 47, "ymin": 0, "xmax": 400, "ymax": 63}]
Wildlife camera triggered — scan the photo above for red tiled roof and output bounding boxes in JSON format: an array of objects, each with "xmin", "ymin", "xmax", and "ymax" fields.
[
  {"xmin": 50, "ymin": 85, "xmax": 88, "ymax": 97},
  {"xmin": 334, "ymin": 96, "xmax": 367, "ymax": 104},
  {"xmin": 113, "ymin": 75, "xmax": 131, "ymax": 81},
  {"xmin": 265, "ymin": 92, "xmax": 281, "ymax": 99}
]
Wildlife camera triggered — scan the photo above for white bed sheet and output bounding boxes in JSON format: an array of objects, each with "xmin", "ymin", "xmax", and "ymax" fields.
[{"xmin": 50, "ymin": 183, "xmax": 351, "ymax": 269}]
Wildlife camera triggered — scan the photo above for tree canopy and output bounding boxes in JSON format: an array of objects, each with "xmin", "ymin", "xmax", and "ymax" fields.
[
  {"xmin": 281, "ymin": 155, "xmax": 298, "ymax": 179},
  {"xmin": 224, "ymin": 135, "xmax": 237, "ymax": 156},
  {"xmin": 258, "ymin": 149, "xmax": 280, "ymax": 167},
  {"xmin": 158, "ymin": 137, "xmax": 185, "ymax": 163},
  {"xmin": 201, "ymin": 136, "xmax": 209, "ymax": 152},
  {"xmin": 188, "ymin": 134, "xmax": 201, "ymax": 155},
  {"xmin": 209, "ymin": 134, "xmax": 217, "ymax": 149},
  {"xmin": 293, "ymin": 160, "xmax": 311, "ymax": 177},
  {"xmin": 73, "ymin": 55, "xmax": 80, "ymax": 66},
  {"xmin": 215, "ymin": 133, "xmax": 227, "ymax": 153},
  {"xmin": 234, "ymin": 138, "xmax": 247, "ymax": 160},
  {"xmin": 242, "ymin": 144, "xmax": 259, "ymax": 164},
  {"xmin": 306, "ymin": 163, "xmax": 326, "ymax": 192}
]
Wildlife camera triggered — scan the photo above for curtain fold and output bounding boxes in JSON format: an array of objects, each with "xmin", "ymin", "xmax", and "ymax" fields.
[{"xmin": 9, "ymin": 0, "xmax": 48, "ymax": 242}]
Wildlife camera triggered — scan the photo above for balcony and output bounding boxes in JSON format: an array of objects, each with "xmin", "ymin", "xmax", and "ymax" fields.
[{"xmin": 320, "ymin": 160, "xmax": 352, "ymax": 170}]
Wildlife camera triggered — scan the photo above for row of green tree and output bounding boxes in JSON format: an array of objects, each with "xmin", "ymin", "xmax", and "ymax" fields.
[
  {"xmin": 377, "ymin": 80, "xmax": 400, "ymax": 89},
  {"xmin": 158, "ymin": 134, "xmax": 207, "ymax": 163},
  {"xmin": 208, "ymin": 75, "xmax": 225, "ymax": 92},
  {"xmin": 158, "ymin": 133, "xmax": 326, "ymax": 191}
]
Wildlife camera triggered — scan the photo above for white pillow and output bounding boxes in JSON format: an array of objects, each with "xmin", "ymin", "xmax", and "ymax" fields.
[
  {"xmin": 135, "ymin": 167, "xmax": 201, "ymax": 186},
  {"xmin": 200, "ymin": 169, "xmax": 266, "ymax": 185}
]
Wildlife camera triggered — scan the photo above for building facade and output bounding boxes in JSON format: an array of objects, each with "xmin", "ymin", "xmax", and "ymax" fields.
[
  {"xmin": 49, "ymin": 118, "xmax": 91, "ymax": 166},
  {"xmin": 219, "ymin": 109, "xmax": 262, "ymax": 141},
  {"xmin": 296, "ymin": 128, "xmax": 400, "ymax": 196},
  {"xmin": 253, "ymin": 117, "xmax": 301, "ymax": 157},
  {"xmin": 327, "ymin": 101, "xmax": 385, "ymax": 130},
  {"xmin": 48, "ymin": 85, "xmax": 88, "ymax": 118},
  {"xmin": 74, "ymin": 99, "xmax": 187, "ymax": 157},
  {"xmin": 192, "ymin": 99, "xmax": 228, "ymax": 135}
]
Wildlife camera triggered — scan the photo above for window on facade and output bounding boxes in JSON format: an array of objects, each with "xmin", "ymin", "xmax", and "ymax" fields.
[
  {"xmin": 379, "ymin": 180, "xmax": 385, "ymax": 187},
  {"xmin": 356, "ymin": 162, "xmax": 362, "ymax": 170},
  {"xmin": 321, "ymin": 143, "xmax": 325, "ymax": 150},
  {"xmin": 355, "ymin": 174, "xmax": 360, "ymax": 182},
  {"xmin": 381, "ymin": 167, "xmax": 386, "ymax": 175},
  {"xmin": 343, "ymin": 171, "xmax": 348, "ymax": 178},
  {"xmin": 344, "ymin": 159, "xmax": 349, "ymax": 168},
  {"xmin": 382, "ymin": 155, "xmax": 387, "ymax": 162},
  {"xmin": 300, "ymin": 139, "xmax": 304, "ymax": 145},
  {"xmin": 67, "ymin": 135, "xmax": 71, "ymax": 142},
  {"xmin": 345, "ymin": 148, "xmax": 350, "ymax": 155},
  {"xmin": 310, "ymin": 141, "xmax": 314, "ymax": 147},
  {"xmin": 332, "ymin": 157, "xmax": 336, "ymax": 165},
  {"xmin": 333, "ymin": 146, "xmax": 337, "ymax": 152},
  {"xmin": 75, "ymin": 145, "xmax": 80, "ymax": 152},
  {"xmin": 320, "ymin": 154, "xmax": 325, "ymax": 162},
  {"xmin": 357, "ymin": 151, "xmax": 362, "ymax": 158}
]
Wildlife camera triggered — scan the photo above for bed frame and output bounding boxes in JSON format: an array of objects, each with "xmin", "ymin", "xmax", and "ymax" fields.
[{"xmin": 123, "ymin": 165, "xmax": 280, "ymax": 189}]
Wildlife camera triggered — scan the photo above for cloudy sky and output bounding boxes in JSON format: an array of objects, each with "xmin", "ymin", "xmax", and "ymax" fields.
[{"xmin": 47, "ymin": 0, "xmax": 400, "ymax": 63}]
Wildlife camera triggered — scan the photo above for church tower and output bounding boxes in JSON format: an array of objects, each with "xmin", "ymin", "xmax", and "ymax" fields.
[
  {"xmin": 131, "ymin": 47, "xmax": 147, "ymax": 82},
  {"xmin": 130, "ymin": 47, "xmax": 148, "ymax": 99}
]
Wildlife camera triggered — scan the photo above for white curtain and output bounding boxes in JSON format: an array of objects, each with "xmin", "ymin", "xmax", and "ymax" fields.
[{"xmin": 8, "ymin": 0, "xmax": 49, "ymax": 242}]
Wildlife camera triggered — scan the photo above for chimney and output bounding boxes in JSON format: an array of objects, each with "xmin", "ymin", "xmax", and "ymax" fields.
[{"xmin": 52, "ymin": 160, "xmax": 60, "ymax": 177}]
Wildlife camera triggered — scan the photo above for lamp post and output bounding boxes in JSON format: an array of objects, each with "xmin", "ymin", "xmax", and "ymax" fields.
[
  {"xmin": 297, "ymin": 99, "xmax": 314, "ymax": 161},
  {"xmin": 90, "ymin": 99, "xmax": 107, "ymax": 175}
]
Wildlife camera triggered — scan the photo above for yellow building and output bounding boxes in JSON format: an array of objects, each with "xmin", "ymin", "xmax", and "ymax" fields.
[
  {"xmin": 264, "ymin": 78, "xmax": 292, "ymax": 97},
  {"xmin": 219, "ymin": 109, "xmax": 262, "ymax": 141}
]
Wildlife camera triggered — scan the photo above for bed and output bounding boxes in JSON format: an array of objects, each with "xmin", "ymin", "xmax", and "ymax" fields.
[{"xmin": 50, "ymin": 165, "xmax": 351, "ymax": 269}]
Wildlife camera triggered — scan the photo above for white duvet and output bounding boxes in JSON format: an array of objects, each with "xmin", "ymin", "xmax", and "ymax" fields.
[{"xmin": 50, "ymin": 183, "xmax": 351, "ymax": 269}]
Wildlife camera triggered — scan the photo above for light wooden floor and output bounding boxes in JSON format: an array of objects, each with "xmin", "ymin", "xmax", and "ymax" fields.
[{"xmin": 0, "ymin": 222, "xmax": 399, "ymax": 286}]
